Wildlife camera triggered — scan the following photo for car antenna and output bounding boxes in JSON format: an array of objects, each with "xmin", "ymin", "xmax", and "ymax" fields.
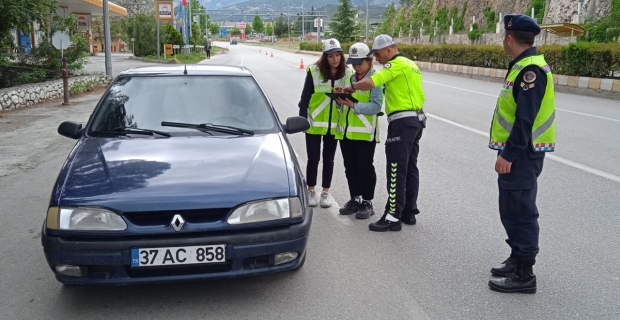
[{"xmin": 183, "ymin": 63, "xmax": 187, "ymax": 75}]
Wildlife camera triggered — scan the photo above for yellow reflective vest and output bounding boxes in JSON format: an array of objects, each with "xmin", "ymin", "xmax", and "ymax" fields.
[
  {"xmin": 489, "ymin": 54, "xmax": 556, "ymax": 152},
  {"xmin": 335, "ymin": 70, "xmax": 382, "ymax": 142},
  {"xmin": 306, "ymin": 65, "xmax": 354, "ymax": 135},
  {"xmin": 370, "ymin": 55, "xmax": 425, "ymax": 115}
]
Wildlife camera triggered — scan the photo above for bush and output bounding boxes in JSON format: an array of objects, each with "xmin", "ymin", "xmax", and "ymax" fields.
[{"xmin": 300, "ymin": 41, "xmax": 620, "ymax": 78}]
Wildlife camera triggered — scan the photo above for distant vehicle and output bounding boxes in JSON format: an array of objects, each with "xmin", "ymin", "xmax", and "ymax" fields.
[
  {"xmin": 41, "ymin": 64, "xmax": 312, "ymax": 285},
  {"xmin": 230, "ymin": 38, "xmax": 237, "ymax": 45}
]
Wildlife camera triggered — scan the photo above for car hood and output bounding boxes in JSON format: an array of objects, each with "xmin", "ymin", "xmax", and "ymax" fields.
[{"xmin": 57, "ymin": 134, "xmax": 292, "ymax": 212}]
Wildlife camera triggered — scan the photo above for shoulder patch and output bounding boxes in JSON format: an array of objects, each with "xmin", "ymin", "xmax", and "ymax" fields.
[
  {"xmin": 523, "ymin": 71, "xmax": 536, "ymax": 83},
  {"xmin": 520, "ymin": 82, "xmax": 535, "ymax": 91},
  {"xmin": 384, "ymin": 63, "xmax": 391, "ymax": 69}
]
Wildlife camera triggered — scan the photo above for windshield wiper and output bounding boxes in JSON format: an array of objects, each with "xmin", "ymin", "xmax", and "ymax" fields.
[
  {"xmin": 91, "ymin": 126, "xmax": 171, "ymax": 137},
  {"xmin": 161, "ymin": 122, "xmax": 254, "ymax": 135}
]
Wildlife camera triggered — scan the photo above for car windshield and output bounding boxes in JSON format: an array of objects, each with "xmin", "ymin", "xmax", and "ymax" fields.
[{"xmin": 88, "ymin": 75, "xmax": 278, "ymax": 135}]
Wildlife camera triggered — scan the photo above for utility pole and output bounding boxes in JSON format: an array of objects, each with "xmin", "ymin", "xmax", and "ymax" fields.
[
  {"xmin": 103, "ymin": 0, "xmax": 112, "ymax": 76},
  {"xmin": 365, "ymin": 0, "xmax": 369, "ymax": 44}
]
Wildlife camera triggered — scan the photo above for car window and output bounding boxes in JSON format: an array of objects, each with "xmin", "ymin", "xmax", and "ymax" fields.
[{"xmin": 88, "ymin": 75, "xmax": 278, "ymax": 135}]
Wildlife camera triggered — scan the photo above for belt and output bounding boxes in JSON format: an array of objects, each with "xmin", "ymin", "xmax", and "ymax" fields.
[{"xmin": 387, "ymin": 111, "xmax": 419, "ymax": 123}]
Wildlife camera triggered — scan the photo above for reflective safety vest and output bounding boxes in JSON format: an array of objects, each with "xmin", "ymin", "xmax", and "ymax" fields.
[
  {"xmin": 306, "ymin": 66, "xmax": 353, "ymax": 136},
  {"xmin": 489, "ymin": 54, "xmax": 556, "ymax": 152},
  {"xmin": 369, "ymin": 55, "xmax": 424, "ymax": 116},
  {"xmin": 335, "ymin": 70, "xmax": 380, "ymax": 142}
]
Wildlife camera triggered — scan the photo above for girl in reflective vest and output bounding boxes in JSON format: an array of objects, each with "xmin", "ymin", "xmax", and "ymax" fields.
[
  {"xmin": 334, "ymin": 43, "xmax": 384, "ymax": 219},
  {"xmin": 297, "ymin": 39, "xmax": 353, "ymax": 208}
]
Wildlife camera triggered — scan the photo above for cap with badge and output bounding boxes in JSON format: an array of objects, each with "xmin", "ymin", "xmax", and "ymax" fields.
[
  {"xmin": 367, "ymin": 34, "xmax": 396, "ymax": 56},
  {"xmin": 346, "ymin": 43, "xmax": 370, "ymax": 65},
  {"xmin": 503, "ymin": 14, "xmax": 541, "ymax": 36},
  {"xmin": 322, "ymin": 38, "xmax": 344, "ymax": 54}
]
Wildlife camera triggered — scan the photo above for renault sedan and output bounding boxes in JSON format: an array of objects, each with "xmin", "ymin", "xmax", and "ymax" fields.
[{"xmin": 41, "ymin": 65, "xmax": 312, "ymax": 285}]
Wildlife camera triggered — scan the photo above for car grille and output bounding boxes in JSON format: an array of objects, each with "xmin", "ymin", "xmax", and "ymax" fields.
[
  {"xmin": 126, "ymin": 262, "xmax": 233, "ymax": 278},
  {"xmin": 124, "ymin": 209, "xmax": 231, "ymax": 226}
]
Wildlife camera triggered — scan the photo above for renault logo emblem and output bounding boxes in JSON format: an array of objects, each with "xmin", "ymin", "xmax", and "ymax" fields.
[{"xmin": 171, "ymin": 214, "xmax": 185, "ymax": 232}]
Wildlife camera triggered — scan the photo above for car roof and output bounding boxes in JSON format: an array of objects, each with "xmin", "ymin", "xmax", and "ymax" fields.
[{"xmin": 118, "ymin": 64, "xmax": 253, "ymax": 77}]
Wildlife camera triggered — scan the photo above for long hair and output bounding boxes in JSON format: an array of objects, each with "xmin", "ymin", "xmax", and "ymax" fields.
[{"xmin": 314, "ymin": 51, "xmax": 347, "ymax": 83}]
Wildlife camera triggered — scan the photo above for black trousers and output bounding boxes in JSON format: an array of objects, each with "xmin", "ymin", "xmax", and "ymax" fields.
[
  {"xmin": 497, "ymin": 149, "xmax": 545, "ymax": 262},
  {"xmin": 206, "ymin": 50, "xmax": 211, "ymax": 58},
  {"xmin": 305, "ymin": 133, "xmax": 338, "ymax": 188},
  {"xmin": 384, "ymin": 116, "xmax": 424, "ymax": 219},
  {"xmin": 339, "ymin": 138, "xmax": 377, "ymax": 200}
]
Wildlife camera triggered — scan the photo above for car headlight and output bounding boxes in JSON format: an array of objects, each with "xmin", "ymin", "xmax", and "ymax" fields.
[
  {"xmin": 227, "ymin": 197, "xmax": 303, "ymax": 225},
  {"xmin": 46, "ymin": 206, "xmax": 127, "ymax": 231}
]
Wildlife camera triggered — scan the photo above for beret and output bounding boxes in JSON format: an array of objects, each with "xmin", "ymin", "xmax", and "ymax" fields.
[{"xmin": 504, "ymin": 14, "xmax": 541, "ymax": 35}]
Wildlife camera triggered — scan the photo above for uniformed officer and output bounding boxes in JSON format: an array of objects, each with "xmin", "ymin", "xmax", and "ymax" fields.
[
  {"xmin": 487, "ymin": 14, "xmax": 556, "ymax": 294},
  {"xmin": 344, "ymin": 34, "xmax": 426, "ymax": 232},
  {"xmin": 334, "ymin": 43, "xmax": 385, "ymax": 220}
]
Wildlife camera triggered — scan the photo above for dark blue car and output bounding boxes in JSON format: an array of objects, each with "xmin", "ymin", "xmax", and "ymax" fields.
[{"xmin": 41, "ymin": 65, "xmax": 312, "ymax": 285}]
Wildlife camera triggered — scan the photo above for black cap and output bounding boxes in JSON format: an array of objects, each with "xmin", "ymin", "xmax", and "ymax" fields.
[{"xmin": 504, "ymin": 14, "xmax": 541, "ymax": 36}]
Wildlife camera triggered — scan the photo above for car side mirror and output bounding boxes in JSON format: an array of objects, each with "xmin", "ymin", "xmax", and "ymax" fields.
[
  {"xmin": 58, "ymin": 121, "xmax": 83, "ymax": 139},
  {"xmin": 284, "ymin": 116, "xmax": 310, "ymax": 134}
]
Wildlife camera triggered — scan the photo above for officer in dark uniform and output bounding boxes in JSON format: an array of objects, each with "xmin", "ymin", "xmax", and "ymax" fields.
[{"xmin": 487, "ymin": 14, "xmax": 556, "ymax": 294}]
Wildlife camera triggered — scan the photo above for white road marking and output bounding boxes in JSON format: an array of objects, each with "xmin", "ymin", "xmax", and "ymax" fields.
[
  {"xmin": 427, "ymin": 113, "xmax": 620, "ymax": 184},
  {"xmin": 424, "ymin": 80, "xmax": 620, "ymax": 123},
  {"xmin": 240, "ymin": 55, "xmax": 244, "ymax": 66}
]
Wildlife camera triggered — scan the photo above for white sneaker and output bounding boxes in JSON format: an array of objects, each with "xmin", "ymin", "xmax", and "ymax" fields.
[
  {"xmin": 308, "ymin": 190, "xmax": 317, "ymax": 207},
  {"xmin": 320, "ymin": 191, "xmax": 332, "ymax": 208}
]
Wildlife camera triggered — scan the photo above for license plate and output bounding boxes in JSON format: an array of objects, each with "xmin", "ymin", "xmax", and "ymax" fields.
[{"xmin": 131, "ymin": 245, "xmax": 226, "ymax": 267}]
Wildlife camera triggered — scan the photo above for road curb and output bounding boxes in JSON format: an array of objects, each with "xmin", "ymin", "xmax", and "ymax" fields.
[{"xmin": 413, "ymin": 61, "xmax": 620, "ymax": 101}]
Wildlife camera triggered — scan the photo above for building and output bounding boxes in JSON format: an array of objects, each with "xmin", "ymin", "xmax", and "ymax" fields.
[{"xmin": 9, "ymin": 0, "xmax": 128, "ymax": 55}]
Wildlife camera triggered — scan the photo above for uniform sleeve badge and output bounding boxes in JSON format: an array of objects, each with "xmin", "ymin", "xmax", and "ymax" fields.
[
  {"xmin": 520, "ymin": 82, "xmax": 535, "ymax": 91},
  {"xmin": 384, "ymin": 63, "xmax": 391, "ymax": 68},
  {"xmin": 523, "ymin": 71, "xmax": 536, "ymax": 83}
]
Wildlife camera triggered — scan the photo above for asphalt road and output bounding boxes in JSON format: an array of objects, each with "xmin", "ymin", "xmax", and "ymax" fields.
[{"xmin": 1, "ymin": 43, "xmax": 619, "ymax": 319}]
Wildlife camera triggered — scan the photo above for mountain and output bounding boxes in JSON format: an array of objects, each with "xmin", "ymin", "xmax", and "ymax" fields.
[{"xmin": 223, "ymin": 0, "xmax": 394, "ymax": 11}]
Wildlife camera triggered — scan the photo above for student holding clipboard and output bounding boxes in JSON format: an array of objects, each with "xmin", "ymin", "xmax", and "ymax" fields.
[
  {"xmin": 297, "ymin": 39, "xmax": 353, "ymax": 208},
  {"xmin": 333, "ymin": 43, "xmax": 385, "ymax": 219}
]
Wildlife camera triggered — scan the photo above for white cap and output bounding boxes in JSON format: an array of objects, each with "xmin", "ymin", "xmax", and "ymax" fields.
[
  {"xmin": 322, "ymin": 38, "xmax": 343, "ymax": 54},
  {"xmin": 346, "ymin": 43, "xmax": 370, "ymax": 65},
  {"xmin": 367, "ymin": 34, "xmax": 396, "ymax": 56}
]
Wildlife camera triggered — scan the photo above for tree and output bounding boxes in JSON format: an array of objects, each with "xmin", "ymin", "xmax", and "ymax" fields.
[
  {"xmin": 190, "ymin": 21, "xmax": 203, "ymax": 45},
  {"xmin": 252, "ymin": 15, "xmax": 264, "ymax": 34},
  {"xmin": 329, "ymin": 0, "xmax": 356, "ymax": 42},
  {"xmin": 378, "ymin": 2, "xmax": 397, "ymax": 37},
  {"xmin": 208, "ymin": 22, "xmax": 219, "ymax": 37},
  {"xmin": 274, "ymin": 16, "xmax": 288, "ymax": 37},
  {"xmin": 230, "ymin": 27, "xmax": 241, "ymax": 36},
  {"xmin": 190, "ymin": 0, "xmax": 207, "ymax": 31},
  {"xmin": 0, "ymin": 0, "xmax": 57, "ymax": 42},
  {"xmin": 265, "ymin": 22, "xmax": 273, "ymax": 36},
  {"xmin": 120, "ymin": 13, "xmax": 158, "ymax": 57},
  {"xmin": 245, "ymin": 24, "xmax": 253, "ymax": 35}
]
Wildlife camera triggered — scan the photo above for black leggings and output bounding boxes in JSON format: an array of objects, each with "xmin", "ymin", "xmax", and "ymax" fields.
[{"xmin": 305, "ymin": 133, "xmax": 338, "ymax": 188}]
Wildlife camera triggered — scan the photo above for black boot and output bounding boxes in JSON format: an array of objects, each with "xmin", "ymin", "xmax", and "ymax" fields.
[
  {"xmin": 401, "ymin": 212, "xmax": 417, "ymax": 225},
  {"xmin": 339, "ymin": 198, "xmax": 360, "ymax": 215},
  {"xmin": 488, "ymin": 260, "xmax": 536, "ymax": 294},
  {"xmin": 369, "ymin": 212, "xmax": 402, "ymax": 232},
  {"xmin": 490, "ymin": 256, "xmax": 517, "ymax": 277},
  {"xmin": 355, "ymin": 200, "xmax": 375, "ymax": 219}
]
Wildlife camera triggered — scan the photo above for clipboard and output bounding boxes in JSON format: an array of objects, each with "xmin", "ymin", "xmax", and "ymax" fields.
[{"xmin": 325, "ymin": 92, "xmax": 359, "ymax": 103}]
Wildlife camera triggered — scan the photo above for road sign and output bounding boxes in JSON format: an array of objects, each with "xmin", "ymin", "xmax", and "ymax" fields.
[
  {"xmin": 236, "ymin": 21, "xmax": 246, "ymax": 29},
  {"xmin": 220, "ymin": 28, "xmax": 227, "ymax": 36},
  {"xmin": 131, "ymin": 38, "xmax": 135, "ymax": 42},
  {"xmin": 52, "ymin": 31, "xmax": 70, "ymax": 50},
  {"xmin": 314, "ymin": 19, "xmax": 323, "ymax": 28}
]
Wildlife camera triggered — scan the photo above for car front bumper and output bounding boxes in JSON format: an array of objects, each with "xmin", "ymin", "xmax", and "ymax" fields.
[{"xmin": 41, "ymin": 208, "xmax": 312, "ymax": 285}]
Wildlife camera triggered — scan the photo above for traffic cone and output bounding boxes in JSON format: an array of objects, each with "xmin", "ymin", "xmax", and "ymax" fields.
[
  {"xmin": 265, "ymin": 51, "xmax": 268, "ymax": 55},
  {"xmin": 271, "ymin": 52, "xmax": 273, "ymax": 57},
  {"xmin": 299, "ymin": 59, "xmax": 305, "ymax": 69}
]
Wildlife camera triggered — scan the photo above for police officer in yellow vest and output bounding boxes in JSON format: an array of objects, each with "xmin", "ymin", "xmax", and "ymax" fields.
[
  {"xmin": 344, "ymin": 34, "xmax": 426, "ymax": 232},
  {"xmin": 333, "ymin": 43, "xmax": 384, "ymax": 220},
  {"xmin": 298, "ymin": 39, "xmax": 354, "ymax": 208},
  {"xmin": 487, "ymin": 14, "xmax": 556, "ymax": 294}
]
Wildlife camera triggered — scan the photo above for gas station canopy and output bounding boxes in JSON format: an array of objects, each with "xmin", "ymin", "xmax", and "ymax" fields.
[{"xmin": 57, "ymin": 0, "xmax": 128, "ymax": 16}]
